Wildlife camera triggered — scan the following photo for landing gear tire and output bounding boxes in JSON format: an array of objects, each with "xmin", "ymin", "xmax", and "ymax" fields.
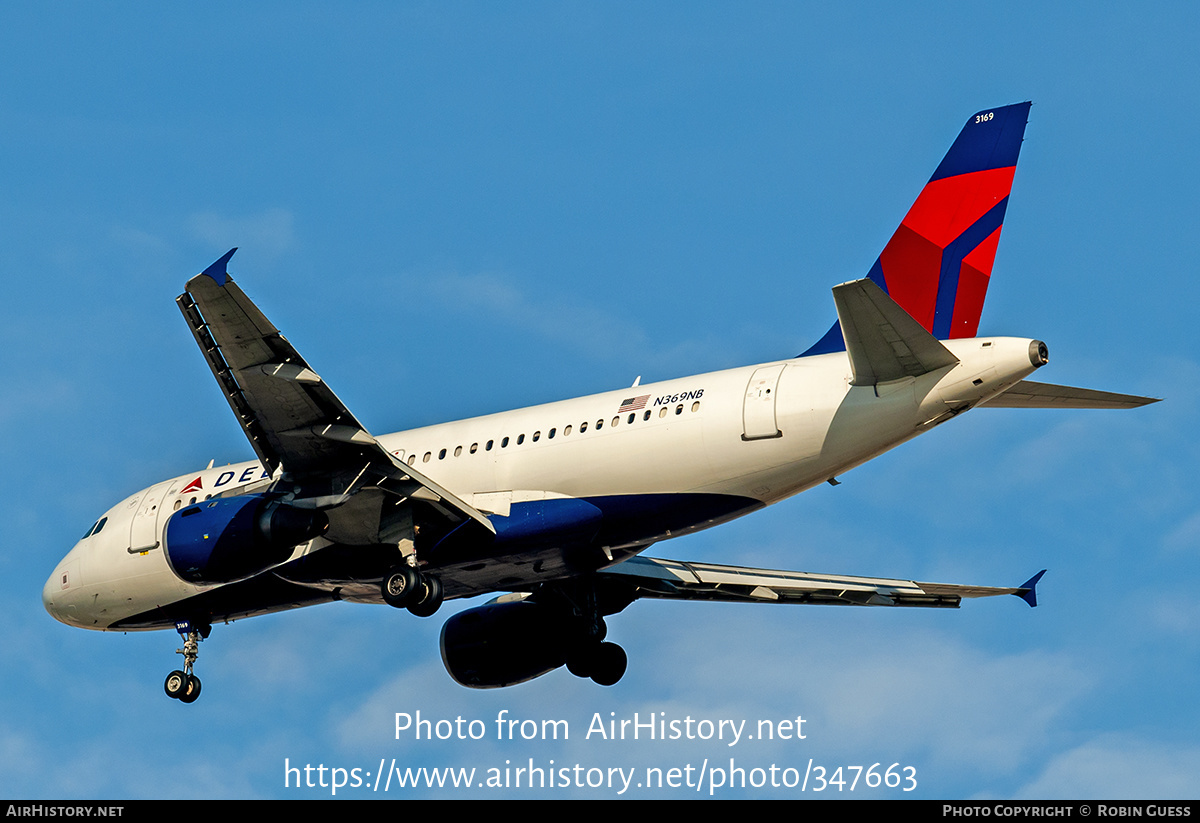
[
  {"xmin": 164, "ymin": 670, "xmax": 190, "ymax": 699},
  {"xmin": 165, "ymin": 622, "xmax": 208, "ymax": 703},
  {"xmin": 382, "ymin": 566, "xmax": 421, "ymax": 608},
  {"xmin": 406, "ymin": 575, "xmax": 444, "ymax": 618},
  {"xmin": 590, "ymin": 642, "xmax": 627, "ymax": 687},
  {"xmin": 566, "ymin": 640, "xmax": 626, "ymax": 685},
  {"xmin": 566, "ymin": 643, "xmax": 597, "ymax": 678},
  {"xmin": 179, "ymin": 674, "xmax": 202, "ymax": 704}
]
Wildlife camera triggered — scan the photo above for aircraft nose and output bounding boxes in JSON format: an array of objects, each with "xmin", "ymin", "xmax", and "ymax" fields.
[
  {"xmin": 43, "ymin": 563, "xmax": 74, "ymax": 625},
  {"xmin": 42, "ymin": 569, "xmax": 60, "ymax": 618}
]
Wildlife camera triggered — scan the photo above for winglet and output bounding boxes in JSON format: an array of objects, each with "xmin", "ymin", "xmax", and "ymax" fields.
[
  {"xmin": 1015, "ymin": 569, "xmax": 1046, "ymax": 608},
  {"xmin": 200, "ymin": 247, "xmax": 238, "ymax": 286}
]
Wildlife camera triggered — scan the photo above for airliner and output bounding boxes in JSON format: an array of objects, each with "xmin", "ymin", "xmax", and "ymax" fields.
[{"xmin": 43, "ymin": 102, "xmax": 1156, "ymax": 703}]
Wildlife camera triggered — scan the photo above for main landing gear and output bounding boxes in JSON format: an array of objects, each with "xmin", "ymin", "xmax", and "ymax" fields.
[
  {"xmin": 164, "ymin": 620, "xmax": 209, "ymax": 704},
  {"xmin": 552, "ymin": 581, "xmax": 629, "ymax": 687},
  {"xmin": 566, "ymin": 637, "xmax": 628, "ymax": 687},
  {"xmin": 381, "ymin": 565, "xmax": 444, "ymax": 618}
]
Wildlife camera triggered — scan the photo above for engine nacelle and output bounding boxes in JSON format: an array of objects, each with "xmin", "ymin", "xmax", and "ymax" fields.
[
  {"xmin": 163, "ymin": 495, "xmax": 328, "ymax": 585},
  {"xmin": 440, "ymin": 600, "xmax": 576, "ymax": 688}
]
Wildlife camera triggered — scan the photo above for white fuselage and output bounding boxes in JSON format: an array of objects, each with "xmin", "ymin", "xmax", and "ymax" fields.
[{"xmin": 43, "ymin": 336, "xmax": 1041, "ymax": 632}]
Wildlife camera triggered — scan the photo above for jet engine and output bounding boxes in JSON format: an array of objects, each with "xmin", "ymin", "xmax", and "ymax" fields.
[
  {"xmin": 440, "ymin": 599, "xmax": 626, "ymax": 688},
  {"xmin": 163, "ymin": 495, "xmax": 328, "ymax": 585}
]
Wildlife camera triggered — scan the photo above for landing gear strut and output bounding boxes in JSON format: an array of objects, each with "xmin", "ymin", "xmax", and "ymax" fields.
[
  {"xmin": 382, "ymin": 565, "xmax": 444, "ymax": 617},
  {"xmin": 548, "ymin": 579, "xmax": 630, "ymax": 687},
  {"xmin": 164, "ymin": 620, "xmax": 209, "ymax": 703}
]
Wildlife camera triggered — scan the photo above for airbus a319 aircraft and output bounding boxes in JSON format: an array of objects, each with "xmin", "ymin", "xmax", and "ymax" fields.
[{"xmin": 44, "ymin": 103, "xmax": 1156, "ymax": 703}]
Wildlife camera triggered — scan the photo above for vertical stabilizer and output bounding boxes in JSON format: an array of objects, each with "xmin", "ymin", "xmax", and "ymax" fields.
[{"xmin": 805, "ymin": 102, "xmax": 1031, "ymax": 355}]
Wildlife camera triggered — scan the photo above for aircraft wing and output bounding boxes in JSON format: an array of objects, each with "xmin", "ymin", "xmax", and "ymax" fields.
[
  {"xmin": 175, "ymin": 248, "xmax": 494, "ymax": 533},
  {"xmin": 598, "ymin": 556, "xmax": 1043, "ymax": 608},
  {"xmin": 980, "ymin": 380, "xmax": 1160, "ymax": 409}
]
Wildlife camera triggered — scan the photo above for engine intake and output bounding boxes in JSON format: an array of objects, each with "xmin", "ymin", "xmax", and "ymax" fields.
[
  {"xmin": 164, "ymin": 495, "xmax": 328, "ymax": 584},
  {"xmin": 440, "ymin": 600, "xmax": 575, "ymax": 689}
]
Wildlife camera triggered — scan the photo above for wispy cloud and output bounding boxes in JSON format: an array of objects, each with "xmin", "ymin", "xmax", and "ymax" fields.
[
  {"xmin": 401, "ymin": 269, "xmax": 734, "ymax": 375},
  {"xmin": 187, "ymin": 209, "xmax": 296, "ymax": 258},
  {"xmin": 1014, "ymin": 735, "xmax": 1200, "ymax": 799}
]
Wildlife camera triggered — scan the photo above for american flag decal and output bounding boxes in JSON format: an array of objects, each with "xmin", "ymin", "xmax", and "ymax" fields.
[{"xmin": 618, "ymin": 394, "xmax": 650, "ymax": 413}]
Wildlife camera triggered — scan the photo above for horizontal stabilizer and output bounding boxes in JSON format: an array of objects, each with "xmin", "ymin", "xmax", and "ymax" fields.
[
  {"xmin": 833, "ymin": 279, "xmax": 959, "ymax": 386},
  {"xmin": 599, "ymin": 556, "xmax": 1033, "ymax": 609},
  {"xmin": 980, "ymin": 380, "xmax": 1160, "ymax": 409}
]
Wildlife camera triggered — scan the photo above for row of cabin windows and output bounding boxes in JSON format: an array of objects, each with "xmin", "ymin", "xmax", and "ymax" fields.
[
  {"xmin": 403, "ymin": 400, "xmax": 702, "ymax": 466},
  {"xmin": 172, "ymin": 494, "xmax": 212, "ymax": 512}
]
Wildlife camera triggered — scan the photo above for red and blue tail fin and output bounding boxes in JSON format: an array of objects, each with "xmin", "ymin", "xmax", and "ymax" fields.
[{"xmin": 804, "ymin": 102, "xmax": 1032, "ymax": 355}]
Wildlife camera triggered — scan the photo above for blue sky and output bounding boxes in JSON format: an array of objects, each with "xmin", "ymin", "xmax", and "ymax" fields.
[{"xmin": 3, "ymin": 2, "xmax": 1198, "ymax": 799}]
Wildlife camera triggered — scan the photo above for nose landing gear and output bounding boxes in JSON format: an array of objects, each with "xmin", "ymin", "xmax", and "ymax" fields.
[{"xmin": 164, "ymin": 620, "xmax": 209, "ymax": 703}]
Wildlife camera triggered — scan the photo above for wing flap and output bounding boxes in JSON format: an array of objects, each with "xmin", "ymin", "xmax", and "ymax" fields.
[{"xmin": 599, "ymin": 556, "xmax": 1039, "ymax": 609}]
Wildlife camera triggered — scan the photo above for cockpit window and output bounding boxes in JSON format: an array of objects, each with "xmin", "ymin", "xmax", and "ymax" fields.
[{"xmin": 81, "ymin": 517, "xmax": 107, "ymax": 539}]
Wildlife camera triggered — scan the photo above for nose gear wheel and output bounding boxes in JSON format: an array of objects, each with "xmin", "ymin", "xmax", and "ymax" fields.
[{"xmin": 164, "ymin": 622, "xmax": 209, "ymax": 703}]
